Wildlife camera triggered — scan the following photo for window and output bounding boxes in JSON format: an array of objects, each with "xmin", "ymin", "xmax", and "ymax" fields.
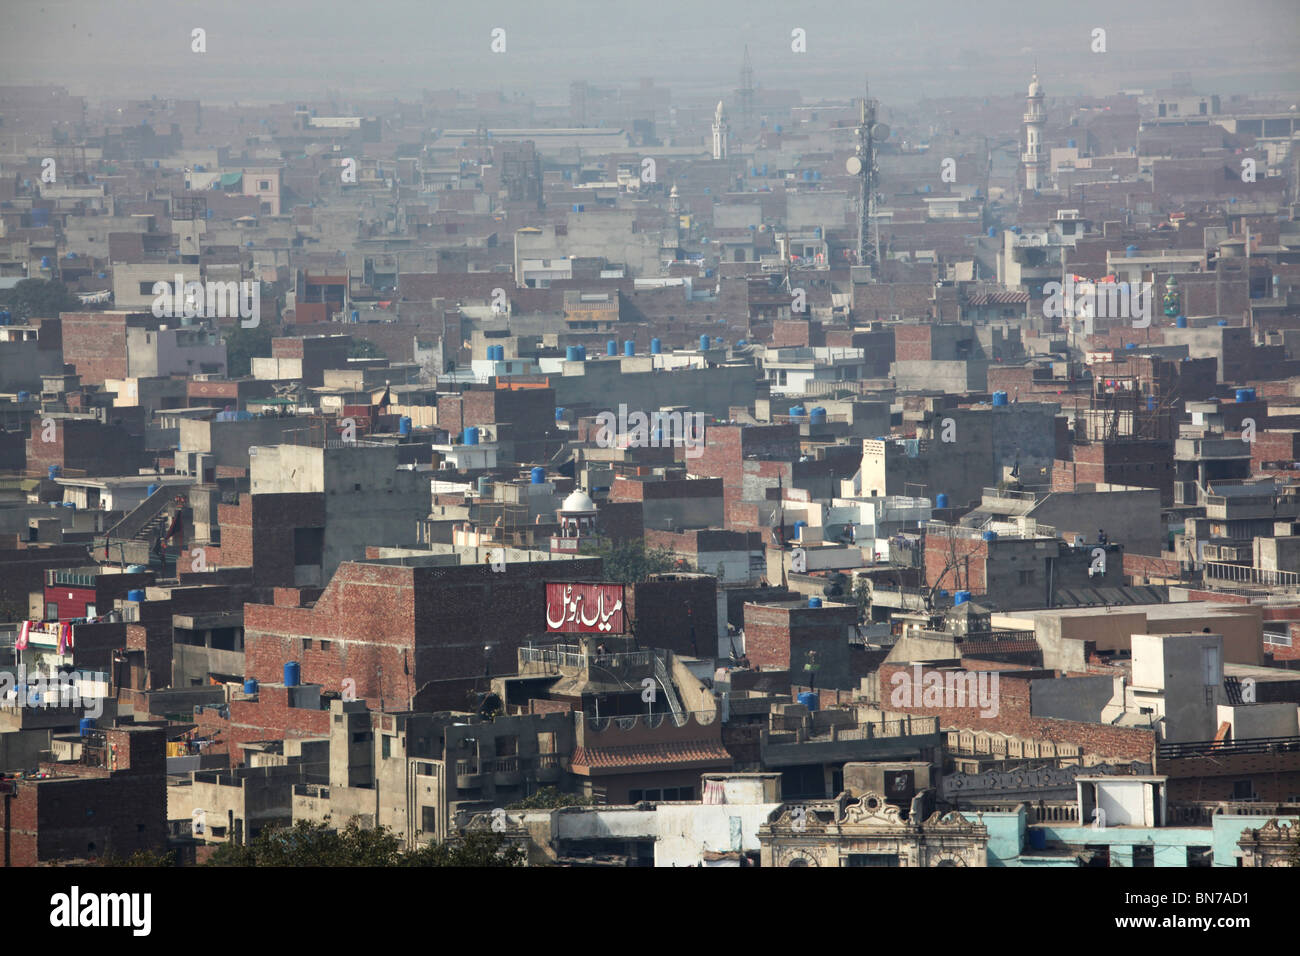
[
  {"xmin": 1232, "ymin": 780, "xmax": 1255, "ymax": 801},
  {"xmin": 421, "ymin": 806, "xmax": 437, "ymax": 833},
  {"xmin": 259, "ymin": 180, "xmax": 271, "ymax": 191},
  {"xmin": 352, "ymin": 732, "xmax": 370, "ymax": 743},
  {"xmin": 382, "ymin": 735, "xmax": 391, "ymax": 759},
  {"xmin": 848, "ymin": 854, "xmax": 899, "ymax": 867},
  {"xmin": 1187, "ymin": 847, "xmax": 1213, "ymax": 867},
  {"xmin": 1018, "ymin": 570, "xmax": 1035, "ymax": 585},
  {"xmin": 1132, "ymin": 845, "xmax": 1155, "ymax": 867}
]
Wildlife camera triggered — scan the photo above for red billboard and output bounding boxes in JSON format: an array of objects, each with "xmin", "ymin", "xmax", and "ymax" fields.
[{"xmin": 546, "ymin": 582, "xmax": 626, "ymax": 634}]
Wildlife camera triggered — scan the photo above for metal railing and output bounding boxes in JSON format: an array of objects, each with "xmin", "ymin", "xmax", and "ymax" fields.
[
  {"xmin": 1158, "ymin": 735, "xmax": 1300, "ymax": 760},
  {"xmin": 654, "ymin": 653, "xmax": 687, "ymax": 728},
  {"xmin": 1203, "ymin": 562, "xmax": 1300, "ymax": 588}
]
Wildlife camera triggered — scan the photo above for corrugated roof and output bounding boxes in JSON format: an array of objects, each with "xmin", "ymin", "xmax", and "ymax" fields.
[{"xmin": 569, "ymin": 740, "xmax": 732, "ymax": 775}]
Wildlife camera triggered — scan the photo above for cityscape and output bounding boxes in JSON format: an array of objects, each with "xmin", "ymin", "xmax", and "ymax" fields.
[{"xmin": 0, "ymin": 0, "xmax": 1297, "ymax": 915}]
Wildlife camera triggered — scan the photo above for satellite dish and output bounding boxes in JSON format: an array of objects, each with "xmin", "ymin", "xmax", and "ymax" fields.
[
  {"xmin": 873, "ymin": 123, "xmax": 890, "ymax": 141},
  {"xmin": 845, "ymin": 155, "xmax": 863, "ymax": 175}
]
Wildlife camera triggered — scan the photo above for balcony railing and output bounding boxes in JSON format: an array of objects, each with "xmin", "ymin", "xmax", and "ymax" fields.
[{"xmin": 1203, "ymin": 562, "xmax": 1300, "ymax": 588}]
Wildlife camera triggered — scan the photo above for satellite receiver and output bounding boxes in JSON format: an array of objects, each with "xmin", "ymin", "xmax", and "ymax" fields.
[{"xmin": 845, "ymin": 155, "xmax": 862, "ymax": 175}]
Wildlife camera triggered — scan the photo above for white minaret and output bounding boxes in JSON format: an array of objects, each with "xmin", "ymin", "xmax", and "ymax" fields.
[
  {"xmin": 712, "ymin": 100, "xmax": 729, "ymax": 160},
  {"xmin": 1022, "ymin": 72, "xmax": 1047, "ymax": 194}
]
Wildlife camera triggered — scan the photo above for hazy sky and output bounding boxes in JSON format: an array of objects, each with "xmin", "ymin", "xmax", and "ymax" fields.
[{"xmin": 1, "ymin": 0, "xmax": 1297, "ymax": 106}]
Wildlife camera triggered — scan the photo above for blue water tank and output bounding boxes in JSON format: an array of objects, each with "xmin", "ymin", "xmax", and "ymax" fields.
[
  {"xmin": 243, "ymin": 679, "xmax": 258, "ymax": 695},
  {"xmin": 1147, "ymin": 396, "xmax": 1156, "ymax": 411},
  {"xmin": 1125, "ymin": 342, "xmax": 1136, "ymax": 350},
  {"xmin": 66, "ymin": 252, "xmax": 77, "ymax": 260},
  {"xmin": 607, "ymin": 339, "xmax": 617, "ymax": 356},
  {"xmin": 146, "ymin": 483, "xmax": 159, "ymax": 498},
  {"xmin": 531, "ymin": 467, "xmax": 546, "ymax": 484},
  {"xmin": 700, "ymin": 334, "xmax": 710, "ymax": 350},
  {"xmin": 463, "ymin": 426, "xmax": 480, "ymax": 446},
  {"xmin": 284, "ymin": 661, "xmax": 300, "ymax": 688},
  {"xmin": 794, "ymin": 520, "xmax": 807, "ymax": 539},
  {"xmin": 650, "ymin": 337, "xmax": 662, "ymax": 355},
  {"xmin": 1068, "ymin": 139, "xmax": 1077, "ymax": 149},
  {"xmin": 1028, "ymin": 828, "xmax": 1047, "ymax": 851},
  {"xmin": 48, "ymin": 465, "xmax": 61, "ymax": 480},
  {"xmin": 987, "ymin": 227, "xmax": 996, "ymax": 237},
  {"xmin": 127, "ymin": 589, "xmax": 145, "ymax": 603},
  {"xmin": 809, "ymin": 407, "xmax": 828, "ymax": 425},
  {"xmin": 936, "ymin": 493, "xmax": 949, "ymax": 509},
  {"xmin": 807, "ymin": 597, "xmax": 822, "ymax": 609},
  {"xmin": 17, "ymin": 390, "xmax": 29, "ymax": 401},
  {"xmin": 79, "ymin": 718, "xmax": 96, "ymax": 736},
  {"xmin": 737, "ymin": 340, "xmax": 747, "ymax": 347},
  {"xmin": 399, "ymin": 416, "xmax": 412, "ymax": 436},
  {"xmin": 796, "ymin": 691, "xmax": 820, "ymax": 711},
  {"xmin": 982, "ymin": 530, "xmax": 998, "ymax": 542},
  {"xmin": 992, "ymin": 391, "xmax": 1009, "ymax": 406},
  {"xmin": 1236, "ymin": 388, "xmax": 1256, "ymax": 403},
  {"xmin": 954, "ymin": 590, "xmax": 972, "ymax": 605},
  {"xmin": 1217, "ymin": 319, "xmax": 1228, "ymax": 327},
  {"xmin": 555, "ymin": 407, "xmax": 566, "ymax": 421},
  {"xmin": 789, "ymin": 406, "xmax": 806, "ymax": 419},
  {"xmin": 566, "ymin": 345, "xmax": 582, "ymax": 362},
  {"xmin": 802, "ymin": 170, "xmax": 811, "ymax": 181},
  {"xmin": 1125, "ymin": 244, "xmax": 1139, "ymax": 258},
  {"xmin": 1176, "ymin": 315, "xmax": 1187, "ymax": 328},
  {"xmin": 40, "ymin": 256, "xmax": 51, "ymax": 269},
  {"xmin": 624, "ymin": 340, "xmax": 635, "ymax": 356}
]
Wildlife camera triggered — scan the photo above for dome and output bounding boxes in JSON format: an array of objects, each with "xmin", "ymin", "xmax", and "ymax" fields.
[{"xmin": 561, "ymin": 490, "xmax": 597, "ymax": 513}]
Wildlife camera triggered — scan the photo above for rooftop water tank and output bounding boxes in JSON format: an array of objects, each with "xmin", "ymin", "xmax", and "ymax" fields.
[
  {"xmin": 577, "ymin": 345, "xmax": 587, "ymax": 361},
  {"xmin": 624, "ymin": 340, "xmax": 635, "ymax": 356},
  {"xmin": 555, "ymin": 407, "xmax": 566, "ymax": 421},
  {"xmin": 79, "ymin": 718, "xmax": 96, "ymax": 736},
  {"xmin": 48, "ymin": 465, "xmax": 61, "ymax": 480},
  {"xmin": 982, "ymin": 530, "xmax": 998, "ymax": 542},
  {"xmin": 1125, "ymin": 244, "xmax": 1139, "ymax": 258},
  {"xmin": 607, "ymin": 340, "xmax": 618, "ymax": 356},
  {"xmin": 17, "ymin": 390, "xmax": 29, "ymax": 402},
  {"xmin": 789, "ymin": 405, "xmax": 806, "ymax": 419},
  {"xmin": 807, "ymin": 597, "xmax": 822, "ymax": 609},
  {"xmin": 809, "ymin": 407, "xmax": 828, "ymax": 425},
  {"xmin": 242, "ymin": 679, "xmax": 258, "ymax": 696},
  {"xmin": 1028, "ymin": 828, "xmax": 1047, "ymax": 851},
  {"xmin": 566, "ymin": 345, "xmax": 582, "ymax": 362},
  {"xmin": 284, "ymin": 661, "xmax": 300, "ymax": 688},
  {"xmin": 936, "ymin": 493, "xmax": 949, "ymax": 509},
  {"xmin": 399, "ymin": 416, "xmax": 412, "ymax": 437},
  {"xmin": 992, "ymin": 391, "xmax": 1009, "ymax": 406},
  {"xmin": 1176, "ymin": 315, "xmax": 1187, "ymax": 328},
  {"xmin": 954, "ymin": 590, "xmax": 971, "ymax": 605},
  {"xmin": 127, "ymin": 589, "xmax": 145, "ymax": 602},
  {"xmin": 478, "ymin": 476, "xmax": 492, "ymax": 496},
  {"xmin": 700, "ymin": 334, "xmax": 710, "ymax": 350},
  {"xmin": 1125, "ymin": 342, "xmax": 1136, "ymax": 350},
  {"xmin": 1217, "ymin": 319, "xmax": 1228, "ymax": 326},
  {"xmin": 1236, "ymin": 388, "xmax": 1256, "ymax": 403},
  {"xmin": 531, "ymin": 467, "xmax": 546, "ymax": 484},
  {"xmin": 796, "ymin": 691, "xmax": 819, "ymax": 711},
  {"xmin": 1146, "ymin": 396, "xmax": 1156, "ymax": 411},
  {"xmin": 987, "ymin": 227, "xmax": 996, "ymax": 237},
  {"xmin": 463, "ymin": 426, "xmax": 480, "ymax": 446},
  {"xmin": 737, "ymin": 340, "xmax": 747, "ymax": 347},
  {"xmin": 650, "ymin": 338, "xmax": 662, "ymax": 355}
]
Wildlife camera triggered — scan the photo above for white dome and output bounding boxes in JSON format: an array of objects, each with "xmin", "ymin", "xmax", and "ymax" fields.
[{"xmin": 561, "ymin": 490, "xmax": 597, "ymax": 513}]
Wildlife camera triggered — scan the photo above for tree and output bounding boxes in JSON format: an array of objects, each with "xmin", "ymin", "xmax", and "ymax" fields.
[
  {"xmin": 506, "ymin": 787, "xmax": 595, "ymax": 810},
  {"xmin": 205, "ymin": 819, "xmax": 524, "ymax": 867},
  {"xmin": 349, "ymin": 339, "xmax": 385, "ymax": 359},
  {"xmin": 99, "ymin": 848, "xmax": 177, "ymax": 867},
  {"xmin": 580, "ymin": 538, "xmax": 688, "ymax": 584},
  {"xmin": 222, "ymin": 320, "xmax": 275, "ymax": 378},
  {"xmin": 0, "ymin": 279, "xmax": 82, "ymax": 321}
]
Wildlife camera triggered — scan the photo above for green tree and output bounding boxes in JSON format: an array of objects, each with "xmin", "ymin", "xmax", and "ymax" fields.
[
  {"xmin": 506, "ymin": 787, "xmax": 595, "ymax": 810},
  {"xmin": 349, "ymin": 339, "xmax": 385, "ymax": 359},
  {"xmin": 580, "ymin": 538, "xmax": 688, "ymax": 584},
  {"xmin": 222, "ymin": 320, "xmax": 275, "ymax": 378},
  {"xmin": 205, "ymin": 819, "xmax": 524, "ymax": 867},
  {"xmin": 0, "ymin": 279, "xmax": 82, "ymax": 321},
  {"xmin": 99, "ymin": 848, "xmax": 177, "ymax": 867}
]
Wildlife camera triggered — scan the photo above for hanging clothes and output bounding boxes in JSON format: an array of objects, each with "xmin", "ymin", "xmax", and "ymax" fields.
[
  {"xmin": 16, "ymin": 620, "xmax": 31, "ymax": 651},
  {"xmin": 57, "ymin": 621, "xmax": 73, "ymax": 655}
]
